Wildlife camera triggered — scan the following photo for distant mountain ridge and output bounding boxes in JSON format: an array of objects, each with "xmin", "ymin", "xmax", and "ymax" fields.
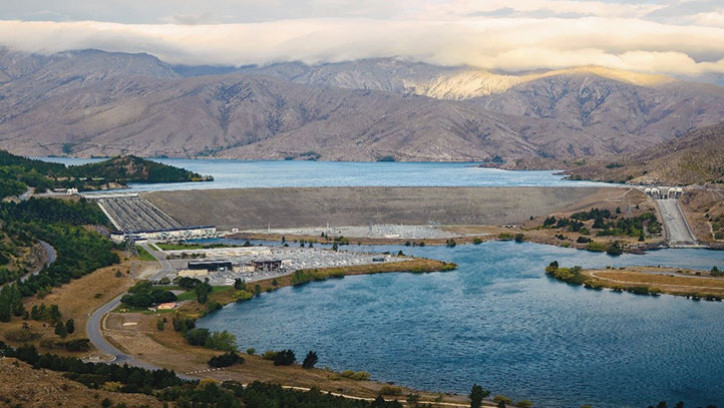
[
  {"xmin": 1, "ymin": 47, "xmax": 723, "ymax": 163},
  {"xmin": 566, "ymin": 122, "xmax": 724, "ymax": 185}
]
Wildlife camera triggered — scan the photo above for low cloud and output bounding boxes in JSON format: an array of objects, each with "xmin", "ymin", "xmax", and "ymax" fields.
[{"xmin": 0, "ymin": 15, "xmax": 723, "ymax": 76}]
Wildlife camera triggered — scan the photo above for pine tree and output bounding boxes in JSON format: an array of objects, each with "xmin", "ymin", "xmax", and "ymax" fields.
[
  {"xmin": 65, "ymin": 318, "xmax": 75, "ymax": 334},
  {"xmin": 302, "ymin": 351, "xmax": 318, "ymax": 369},
  {"xmin": 55, "ymin": 320, "xmax": 68, "ymax": 338}
]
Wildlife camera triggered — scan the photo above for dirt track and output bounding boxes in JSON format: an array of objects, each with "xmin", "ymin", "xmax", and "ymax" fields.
[{"xmin": 146, "ymin": 186, "xmax": 627, "ymax": 231}]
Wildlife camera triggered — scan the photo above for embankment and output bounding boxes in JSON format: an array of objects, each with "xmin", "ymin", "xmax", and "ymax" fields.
[{"xmin": 146, "ymin": 186, "xmax": 622, "ymax": 231}]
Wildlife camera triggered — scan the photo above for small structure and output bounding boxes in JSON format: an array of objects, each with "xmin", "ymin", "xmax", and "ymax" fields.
[
  {"xmin": 187, "ymin": 260, "xmax": 233, "ymax": 272},
  {"xmin": 66, "ymin": 188, "xmax": 78, "ymax": 195},
  {"xmin": 372, "ymin": 257, "xmax": 386, "ymax": 263},
  {"xmin": 252, "ymin": 260, "xmax": 282, "ymax": 272}
]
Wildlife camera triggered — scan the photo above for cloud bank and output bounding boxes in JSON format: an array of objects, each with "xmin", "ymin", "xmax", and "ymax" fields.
[{"xmin": 1, "ymin": 0, "xmax": 723, "ymax": 76}]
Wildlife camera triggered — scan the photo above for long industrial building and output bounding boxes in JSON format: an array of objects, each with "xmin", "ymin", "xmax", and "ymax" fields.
[{"xmin": 93, "ymin": 194, "xmax": 217, "ymax": 242}]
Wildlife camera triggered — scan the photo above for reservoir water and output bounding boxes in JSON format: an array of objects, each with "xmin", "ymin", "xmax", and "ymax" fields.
[
  {"xmin": 41, "ymin": 157, "xmax": 723, "ymax": 406},
  {"xmin": 197, "ymin": 242, "xmax": 724, "ymax": 408},
  {"xmin": 38, "ymin": 157, "xmax": 609, "ymax": 191}
]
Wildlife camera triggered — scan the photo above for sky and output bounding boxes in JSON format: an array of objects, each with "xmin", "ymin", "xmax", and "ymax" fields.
[{"xmin": 1, "ymin": 0, "xmax": 724, "ymax": 77}]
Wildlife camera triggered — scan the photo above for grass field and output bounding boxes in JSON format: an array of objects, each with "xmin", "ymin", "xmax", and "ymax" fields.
[
  {"xmin": 135, "ymin": 245, "xmax": 156, "ymax": 261},
  {"xmin": 175, "ymin": 286, "xmax": 233, "ymax": 301},
  {"xmin": 585, "ymin": 267, "xmax": 724, "ymax": 297}
]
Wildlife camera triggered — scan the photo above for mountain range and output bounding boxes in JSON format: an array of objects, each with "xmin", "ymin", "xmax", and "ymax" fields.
[
  {"xmin": 566, "ymin": 122, "xmax": 724, "ymax": 185},
  {"xmin": 1, "ymin": 47, "xmax": 724, "ymax": 164}
]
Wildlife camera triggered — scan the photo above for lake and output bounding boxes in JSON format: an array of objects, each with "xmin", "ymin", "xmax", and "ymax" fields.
[
  {"xmin": 197, "ymin": 242, "xmax": 724, "ymax": 408},
  {"xmin": 38, "ymin": 157, "xmax": 610, "ymax": 191}
]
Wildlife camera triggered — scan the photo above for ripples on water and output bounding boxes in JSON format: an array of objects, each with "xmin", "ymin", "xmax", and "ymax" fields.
[
  {"xmin": 198, "ymin": 242, "xmax": 724, "ymax": 408},
  {"xmin": 37, "ymin": 158, "xmax": 610, "ymax": 190}
]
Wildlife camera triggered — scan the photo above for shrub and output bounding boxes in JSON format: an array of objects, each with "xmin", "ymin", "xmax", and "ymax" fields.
[
  {"xmin": 473, "ymin": 238, "xmax": 483, "ymax": 245},
  {"xmin": 273, "ymin": 349, "xmax": 296, "ymax": 366},
  {"xmin": 494, "ymin": 395, "xmax": 513, "ymax": 404},
  {"xmin": 185, "ymin": 328, "xmax": 210, "ymax": 346},
  {"xmin": 606, "ymin": 241, "xmax": 624, "ymax": 256},
  {"xmin": 64, "ymin": 339, "xmax": 91, "ymax": 352},
  {"xmin": 172, "ymin": 316, "xmax": 195, "ymax": 332},
  {"xmin": 339, "ymin": 370, "xmax": 371, "ymax": 381},
  {"xmin": 246, "ymin": 348, "xmax": 256, "ymax": 355},
  {"xmin": 514, "ymin": 233, "xmax": 525, "ymax": 243},
  {"xmin": 498, "ymin": 233, "xmax": 514, "ymax": 241},
  {"xmin": 5, "ymin": 328, "xmax": 41, "ymax": 342},
  {"xmin": 262, "ymin": 351, "xmax": 279, "ymax": 360},
  {"xmin": 208, "ymin": 351, "xmax": 243, "ymax": 368},
  {"xmin": 380, "ymin": 385, "xmax": 403, "ymax": 396},
  {"xmin": 585, "ymin": 241, "xmax": 606, "ymax": 252},
  {"xmin": 205, "ymin": 330, "xmax": 237, "ymax": 352}
]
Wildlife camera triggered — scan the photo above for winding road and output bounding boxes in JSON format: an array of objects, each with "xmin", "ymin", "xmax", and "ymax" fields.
[{"xmin": 1, "ymin": 240, "xmax": 56, "ymax": 289}]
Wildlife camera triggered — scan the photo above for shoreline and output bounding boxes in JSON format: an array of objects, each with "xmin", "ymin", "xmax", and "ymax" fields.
[
  {"xmin": 98, "ymin": 255, "xmax": 491, "ymax": 407},
  {"xmin": 546, "ymin": 263, "xmax": 724, "ymax": 301}
]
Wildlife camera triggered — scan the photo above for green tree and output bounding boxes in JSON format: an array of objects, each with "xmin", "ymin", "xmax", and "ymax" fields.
[
  {"xmin": 407, "ymin": 394, "xmax": 420, "ymax": 406},
  {"xmin": 54, "ymin": 320, "xmax": 68, "ymax": 338},
  {"xmin": 469, "ymin": 384, "xmax": 490, "ymax": 408},
  {"xmin": 49, "ymin": 304, "xmax": 62, "ymax": 323},
  {"xmin": 516, "ymin": 400, "xmax": 533, "ymax": 408},
  {"xmin": 205, "ymin": 330, "xmax": 237, "ymax": 352},
  {"xmin": 302, "ymin": 351, "xmax": 318, "ymax": 369},
  {"xmin": 65, "ymin": 318, "xmax": 75, "ymax": 334},
  {"xmin": 273, "ymin": 349, "xmax": 296, "ymax": 366}
]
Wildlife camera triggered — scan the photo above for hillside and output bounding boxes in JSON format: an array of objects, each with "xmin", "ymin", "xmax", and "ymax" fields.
[
  {"xmin": 1, "ymin": 48, "xmax": 724, "ymax": 162},
  {"xmin": 0, "ymin": 150, "xmax": 208, "ymax": 198},
  {"xmin": 0, "ymin": 358, "xmax": 163, "ymax": 408},
  {"xmin": 566, "ymin": 123, "xmax": 724, "ymax": 185},
  {"xmin": 68, "ymin": 155, "xmax": 210, "ymax": 183}
]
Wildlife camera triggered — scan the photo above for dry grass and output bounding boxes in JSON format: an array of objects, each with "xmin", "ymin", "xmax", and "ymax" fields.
[
  {"xmin": 584, "ymin": 267, "xmax": 724, "ymax": 296},
  {"xmin": 679, "ymin": 189, "xmax": 724, "ymax": 245},
  {"xmin": 0, "ymin": 253, "xmax": 155, "ymax": 355},
  {"xmin": 0, "ymin": 358, "xmax": 163, "ymax": 408}
]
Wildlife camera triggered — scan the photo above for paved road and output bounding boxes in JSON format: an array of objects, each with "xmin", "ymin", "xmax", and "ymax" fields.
[
  {"xmin": 2, "ymin": 240, "xmax": 56, "ymax": 289},
  {"xmin": 656, "ymin": 198, "xmax": 698, "ymax": 247},
  {"xmin": 84, "ymin": 293, "xmax": 166, "ymax": 371},
  {"xmin": 85, "ymin": 244, "xmax": 197, "ymax": 378},
  {"xmin": 140, "ymin": 242, "xmax": 174, "ymax": 281},
  {"xmin": 19, "ymin": 187, "xmax": 34, "ymax": 201}
]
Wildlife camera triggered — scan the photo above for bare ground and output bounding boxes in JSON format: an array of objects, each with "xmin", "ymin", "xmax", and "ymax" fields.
[{"xmin": 146, "ymin": 186, "xmax": 624, "ymax": 231}]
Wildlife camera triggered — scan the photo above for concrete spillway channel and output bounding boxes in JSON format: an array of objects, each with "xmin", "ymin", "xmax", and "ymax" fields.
[{"xmin": 656, "ymin": 198, "xmax": 699, "ymax": 247}]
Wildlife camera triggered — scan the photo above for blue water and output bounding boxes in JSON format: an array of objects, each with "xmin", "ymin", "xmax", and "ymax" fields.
[
  {"xmin": 37, "ymin": 158, "xmax": 610, "ymax": 191},
  {"xmin": 198, "ymin": 242, "xmax": 724, "ymax": 408}
]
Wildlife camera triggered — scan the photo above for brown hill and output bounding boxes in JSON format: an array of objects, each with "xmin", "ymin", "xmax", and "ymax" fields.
[
  {"xmin": 0, "ymin": 358, "xmax": 162, "ymax": 408},
  {"xmin": 1, "ymin": 48, "xmax": 724, "ymax": 162},
  {"xmin": 566, "ymin": 123, "xmax": 724, "ymax": 185}
]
